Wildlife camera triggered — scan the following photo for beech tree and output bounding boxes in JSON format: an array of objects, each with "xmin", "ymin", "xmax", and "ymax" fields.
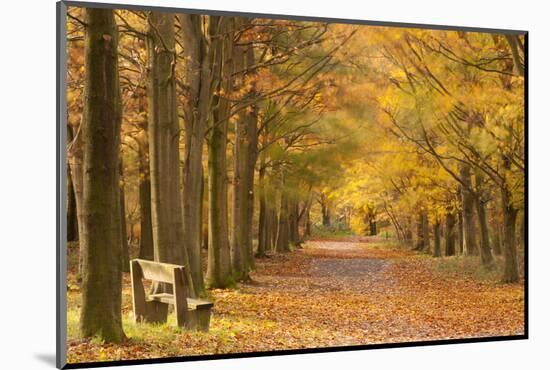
[
  {"xmin": 78, "ymin": 7, "xmax": 125, "ymax": 342},
  {"xmin": 206, "ymin": 16, "xmax": 233, "ymax": 288},
  {"xmin": 146, "ymin": 11, "xmax": 194, "ymax": 294}
]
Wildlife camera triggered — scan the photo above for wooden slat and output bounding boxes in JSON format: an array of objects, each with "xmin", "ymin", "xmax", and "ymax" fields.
[
  {"xmin": 148, "ymin": 294, "xmax": 214, "ymax": 310},
  {"xmin": 187, "ymin": 298, "xmax": 214, "ymax": 309},
  {"xmin": 147, "ymin": 293, "xmax": 175, "ymax": 305},
  {"xmin": 132, "ymin": 258, "xmax": 181, "ymax": 283}
]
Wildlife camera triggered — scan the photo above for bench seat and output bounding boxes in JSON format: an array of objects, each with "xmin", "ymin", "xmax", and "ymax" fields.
[{"xmin": 148, "ymin": 293, "xmax": 214, "ymax": 309}]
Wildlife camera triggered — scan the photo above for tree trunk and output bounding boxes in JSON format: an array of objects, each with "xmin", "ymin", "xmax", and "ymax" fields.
[
  {"xmin": 245, "ymin": 108, "xmax": 258, "ymax": 267},
  {"xmin": 66, "ymin": 125, "xmax": 79, "ymax": 242},
  {"xmin": 473, "ymin": 169, "xmax": 493, "ymax": 268},
  {"xmin": 369, "ymin": 220, "xmax": 377, "ymax": 236},
  {"xmin": 230, "ymin": 34, "xmax": 249, "ymax": 279},
  {"xmin": 146, "ymin": 12, "xmax": 193, "ymax": 297},
  {"xmin": 305, "ymin": 208, "xmax": 312, "ymax": 237},
  {"xmin": 271, "ymin": 206, "xmax": 279, "ymax": 252},
  {"xmin": 206, "ymin": 17, "xmax": 233, "ymax": 288},
  {"xmin": 276, "ymin": 191, "xmax": 290, "ymax": 252},
  {"xmin": 68, "ymin": 121, "xmax": 85, "ymax": 275},
  {"xmin": 231, "ymin": 35, "xmax": 259, "ymax": 277},
  {"xmin": 493, "ymin": 224, "xmax": 503, "ymax": 256},
  {"xmin": 502, "ymin": 188, "xmax": 519, "ymax": 283},
  {"xmin": 445, "ymin": 212, "xmax": 456, "ymax": 256},
  {"xmin": 433, "ymin": 220, "xmax": 441, "ymax": 257},
  {"xmin": 460, "ymin": 164, "xmax": 478, "ymax": 256},
  {"xmin": 257, "ymin": 166, "xmax": 268, "ymax": 257},
  {"xmin": 321, "ymin": 203, "xmax": 331, "ymax": 226},
  {"xmin": 79, "ymin": 8, "xmax": 125, "ymax": 342},
  {"xmin": 457, "ymin": 206, "xmax": 464, "ymax": 255},
  {"xmin": 415, "ymin": 211, "xmax": 427, "ymax": 250},
  {"xmin": 475, "ymin": 196, "xmax": 494, "ymax": 267},
  {"xmin": 179, "ymin": 14, "xmax": 211, "ymax": 297},
  {"xmin": 137, "ymin": 129, "xmax": 154, "ymax": 261},
  {"xmin": 119, "ymin": 160, "xmax": 129, "ymax": 272},
  {"xmin": 288, "ymin": 200, "xmax": 299, "ymax": 246},
  {"xmin": 422, "ymin": 212, "xmax": 430, "ymax": 252}
]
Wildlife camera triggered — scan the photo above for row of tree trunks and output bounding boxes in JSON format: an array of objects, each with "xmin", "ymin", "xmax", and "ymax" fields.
[
  {"xmin": 146, "ymin": 12, "xmax": 194, "ymax": 297},
  {"xmin": 78, "ymin": 8, "xmax": 125, "ymax": 342},
  {"xmin": 231, "ymin": 18, "xmax": 252, "ymax": 280}
]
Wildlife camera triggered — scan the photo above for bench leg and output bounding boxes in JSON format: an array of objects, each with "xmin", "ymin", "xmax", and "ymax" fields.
[{"xmin": 195, "ymin": 308, "xmax": 212, "ymax": 332}]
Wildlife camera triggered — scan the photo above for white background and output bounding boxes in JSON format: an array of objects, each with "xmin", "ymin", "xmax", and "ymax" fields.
[{"xmin": 0, "ymin": 0, "xmax": 547, "ymax": 368}]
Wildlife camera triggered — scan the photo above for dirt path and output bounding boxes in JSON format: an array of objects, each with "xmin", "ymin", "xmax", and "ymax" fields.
[
  {"xmin": 222, "ymin": 239, "xmax": 525, "ymax": 346},
  {"xmin": 66, "ymin": 238, "xmax": 525, "ymax": 362}
]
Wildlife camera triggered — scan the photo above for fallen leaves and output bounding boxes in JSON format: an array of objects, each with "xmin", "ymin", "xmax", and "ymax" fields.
[{"xmin": 66, "ymin": 239, "xmax": 524, "ymax": 363}]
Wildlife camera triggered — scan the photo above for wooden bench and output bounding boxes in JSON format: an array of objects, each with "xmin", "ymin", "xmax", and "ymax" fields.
[{"xmin": 130, "ymin": 259, "xmax": 213, "ymax": 331}]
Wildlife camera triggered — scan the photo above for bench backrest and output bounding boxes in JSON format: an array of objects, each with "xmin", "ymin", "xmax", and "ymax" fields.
[{"xmin": 132, "ymin": 258, "xmax": 184, "ymax": 284}]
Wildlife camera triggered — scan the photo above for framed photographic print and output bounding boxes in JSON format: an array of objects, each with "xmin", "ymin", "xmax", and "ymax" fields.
[{"xmin": 56, "ymin": 1, "xmax": 527, "ymax": 368}]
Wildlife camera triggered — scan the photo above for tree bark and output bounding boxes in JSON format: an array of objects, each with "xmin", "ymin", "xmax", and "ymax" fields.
[
  {"xmin": 305, "ymin": 208, "xmax": 312, "ymax": 238},
  {"xmin": 321, "ymin": 203, "xmax": 331, "ymax": 226},
  {"xmin": 137, "ymin": 128, "xmax": 154, "ymax": 260},
  {"xmin": 79, "ymin": 8, "xmax": 125, "ymax": 342},
  {"xmin": 66, "ymin": 126, "xmax": 79, "ymax": 242},
  {"xmin": 445, "ymin": 211, "xmax": 456, "ymax": 256},
  {"xmin": 460, "ymin": 164, "xmax": 478, "ymax": 256},
  {"xmin": 257, "ymin": 165, "xmax": 268, "ymax": 257},
  {"xmin": 288, "ymin": 200, "xmax": 300, "ymax": 246},
  {"xmin": 475, "ymin": 196, "xmax": 494, "ymax": 267},
  {"xmin": 473, "ymin": 167, "xmax": 494, "ymax": 268},
  {"xmin": 231, "ymin": 29, "xmax": 259, "ymax": 277},
  {"xmin": 230, "ymin": 33, "xmax": 249, "ymax": 279},
  {"xmin": 179, "ymin": 14, "xmax": 212, "ymax": 297},
  {"xmin": 433, "ymin": 220, "xmax": 442, "ymax": 257},
  {"xmin": 415, "ymin": 211, "xmax": 428, "ymax": 251},
  {"xmin": 502, "ymin": 187, "xmax": 519, "ymax": 283},
  {"xmin": 493, "ymin": 224, "xmax": 503, "ymax": 256},
  {"xmin": 276, "ymin": 190, "xmax": 290, "ymax": 252},
  {"xmin": 146, "ymin": 12, "xmax": 193, "ymax": 296},
  {"xmin": 68, "ymin": 121, "xmax": 85, "ymax": 275},
  {"xmin": 120, "ymin": 160, "xmax": 129, "ymax": 272},
  {"xmin": 457, "ymin": 206, "xmax": 464, "ymax": 255},
  {"xmin": 206, "ymin": 16, "xmax": 233, "ymax": 288}
]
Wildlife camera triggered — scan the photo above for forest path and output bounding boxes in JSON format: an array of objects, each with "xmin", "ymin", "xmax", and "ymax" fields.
[
  {"xmin": 66, "ymin": 238, "xmax": 525, "ymax": 362},
  {"xmin": 215, "ymin": 238, "xmax": 525, "ymax": 348}
]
